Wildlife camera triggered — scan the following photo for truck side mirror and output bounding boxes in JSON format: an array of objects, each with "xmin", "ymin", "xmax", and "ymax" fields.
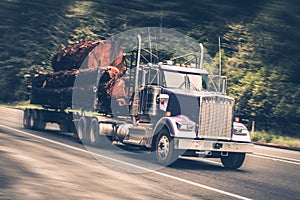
[{"xmin": 157, "ymin": 94, "xmax": 169, "ymax": 111}]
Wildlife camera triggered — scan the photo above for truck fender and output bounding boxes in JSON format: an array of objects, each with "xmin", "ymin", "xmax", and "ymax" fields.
[
  {"xmin": 151, "ymin": 117, "xmax": 174, "ymax": 150},
  {"xmin": 153, "ymin": 116, "xmax": 197, "ymax": 140},
  {"xmin": 153, "ymin": 117, "xmax": 175, "ymax": 138}
]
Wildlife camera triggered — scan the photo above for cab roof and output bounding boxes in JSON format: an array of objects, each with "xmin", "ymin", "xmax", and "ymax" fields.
[{"xmin": 159, "ymin": 64, "xmax": 209, "ymax": 75}]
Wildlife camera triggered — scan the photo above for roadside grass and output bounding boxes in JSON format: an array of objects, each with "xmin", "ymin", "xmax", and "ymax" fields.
[
  {"xmin": 251, "ymin": 131, "xmax": 300, "ymax": 149},
  {"xmin": 1, "ymin": 101, "xmax": 42, "ymax": 110}
]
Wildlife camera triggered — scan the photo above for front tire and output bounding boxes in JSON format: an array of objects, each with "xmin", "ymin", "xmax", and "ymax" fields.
[
  {"xmin": 154, "ymin": 129, "xmax": 179, "ymax": 166},
  {"xmin": 221, "ymin": 152, "xmax": 245, "ymax": 169}
]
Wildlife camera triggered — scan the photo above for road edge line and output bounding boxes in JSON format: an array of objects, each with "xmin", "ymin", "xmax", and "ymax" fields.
[{"xmin": 249, "ymin": 153, "xmax": 300, "ymax": 165}]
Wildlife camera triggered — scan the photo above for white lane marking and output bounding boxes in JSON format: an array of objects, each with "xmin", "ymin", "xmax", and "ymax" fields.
[
  {"xmin": 249, "ymin": 154, "xmax": 300, "ymax": 165},
  {"xmin": 0, "ymin": 125, "xmax": 251, "ymax": 200},
  {"xmin": 185, "ymin": 153, "xmax": 300, "ymax": 166},
  {"xmin": 254, "ymin": 152, "xmax": 300, "ymax": 163},
  {"xmin": 183, "ymin": 152, "xmax": 300, "ymax": 166}
]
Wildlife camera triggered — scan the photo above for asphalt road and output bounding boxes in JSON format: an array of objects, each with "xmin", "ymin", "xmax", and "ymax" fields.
[{"xmin": 0, "ymin": 106, "xmax": 299, "ymax": 200}]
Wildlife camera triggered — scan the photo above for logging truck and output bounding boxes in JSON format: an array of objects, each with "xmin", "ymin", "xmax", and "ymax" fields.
[{"xmin": 23, "ymin": 35, "xmax": 253, "ymax": 169}]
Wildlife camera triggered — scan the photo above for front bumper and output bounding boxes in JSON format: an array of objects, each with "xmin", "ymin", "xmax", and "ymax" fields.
[{"xmin": 174, "ymin": 138, "xmax": 254, "ymax": 153}]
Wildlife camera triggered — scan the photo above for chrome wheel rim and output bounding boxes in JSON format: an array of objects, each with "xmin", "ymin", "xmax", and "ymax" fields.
[
  {"xmin": 29, "ymin": 113, "xmax": 34, "ymax": 128},
  {"xmin": 78, "ymin": 120, "xmax": 84, "ymax": 140},
  {"xmin": 157, "ymin": 135, "xmax": 170, "ymax": 160},
  {"xmin": 90, "ymin": 123, "xmax": 96, "ymax": 143}
]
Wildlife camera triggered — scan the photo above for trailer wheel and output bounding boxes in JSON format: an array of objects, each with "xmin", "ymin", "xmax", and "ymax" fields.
[
  {"xmin": 59, "ymin": 121, "xmax": 75, "ymax": 133},
  {"xmin": 78, "ymin": 117, "xmax": 89, "ymax": 144},
  {"xmin": 59, "ymin": 123, "xmax": 69, "ymax": 132},
  {"xmin": 154, "ymin": 129, "xmax": 179, "ymax": 166},
  {"xmin": 31, "ymin": 110, "xmax": 46, "ymax": 130},
  {"xmin": 29, "ymin": 110, "xmax": 35, "ymax": 129},
  {"xmin": 89, "ymin": 118, "xmax": 99, "ymax": 146},
  {"xmin": 221, "ymin": 152, "xmax": 245, "ymax": 169},
  {"xmin": 23, "ymin": 109, "xmax": 31, "ymax": 129}
]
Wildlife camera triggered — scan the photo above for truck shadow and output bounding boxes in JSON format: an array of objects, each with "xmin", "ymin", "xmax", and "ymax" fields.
[
  {"xmin": 169, "ymin": 158, "xmax": 247, "ymax": 172},
  {"xmin": 91, "ymin": 143, "xmax": 248, "ymax": 172},
  {"xmin": 23, "ymin": 129, "xmax": 248, "ymax": 172}
]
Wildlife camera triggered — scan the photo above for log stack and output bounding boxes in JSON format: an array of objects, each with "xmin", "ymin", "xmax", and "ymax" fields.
[
  {"xmin": 31, "ymin": 69, "xmax": 95, "ymax": 109},
  {"xmin": 30, "ymin": 39, "xmax": 127, "ymax": 112}
]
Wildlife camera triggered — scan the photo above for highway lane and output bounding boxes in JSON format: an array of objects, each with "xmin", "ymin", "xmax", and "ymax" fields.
[
  {"xmin": 0, "ymin": 106, "xmax": 299, "ymax": 199},
  {"xmin": 0, "ymin": 124, "xmax": 245, "ymax": 200}
]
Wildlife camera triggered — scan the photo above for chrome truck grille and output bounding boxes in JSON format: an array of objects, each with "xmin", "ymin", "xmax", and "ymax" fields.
[{"xmin": 198, "ymin": 95, "xmax": 234, "ymax": 139}]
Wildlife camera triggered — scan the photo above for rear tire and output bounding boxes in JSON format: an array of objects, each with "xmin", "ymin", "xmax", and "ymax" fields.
[
  {"xmin": 89, "ymin": 118, "xmax": 99, "ymax": 146},
  {"xmin": 23, "ymin": 109, "xmax": 31, "ymax": 129},
  {"xmin": 59, "ymin": 121, "xmax": 75, "ymax": 133},
  {"xmin": 31, "ymin": 110, "xmax": 46, "ymax": 130},
  {"xmin": 221, "ymin": 152, "xmax": 245, "ymax": 169},
  {"xmin": 23, "ymin": 109, "xmax": 46, "ymax": 130},
  {"xmin": 78, "ymin": 117, "xmax": 89, "ymax": 144},
  {"xmin": 59, "ymin": 123, "xmax": 69, "ymax": 132}
]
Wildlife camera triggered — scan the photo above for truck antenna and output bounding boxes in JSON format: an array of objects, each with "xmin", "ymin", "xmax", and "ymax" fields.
[
  {"xmin": 160, "ymin": 7, "xmax": 163, "ymax": 34},
  {"xmin": 218, "ymin": 36, "xmax": 222, "ymax": 92},
  {"xmin": 218, "ymin": 36, "xmax": 222, "ymax": 76},
  {"xmin": 148, "ymin": 27, "xmax": 152, "ymax": 64},
  {"xmin": 135, "ymin": 35, "xmax": 142, "ymax": 90},
  {"xmin": 199, "ymin": 43, "xmax": 204, "ymax": 69}
]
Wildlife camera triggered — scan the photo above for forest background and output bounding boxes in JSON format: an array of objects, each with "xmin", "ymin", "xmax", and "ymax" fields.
[{"xmin": 0, "ymin": 0, "xmax": 299, "ymax": 136}]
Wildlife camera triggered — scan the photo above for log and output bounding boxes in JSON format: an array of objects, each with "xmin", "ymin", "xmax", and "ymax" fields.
[
  {"xmin": 30, "ymin": 67, "xmax": 125, "ymax": 112},
  {"xmin": 51, "ymin": 40, "xmax": 126, "ymax": 76}
]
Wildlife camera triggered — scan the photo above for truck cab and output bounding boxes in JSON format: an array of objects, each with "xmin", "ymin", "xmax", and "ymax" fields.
[{"xmin": 113, "ymin": 35, "xmax": 253, "ymax": 168}]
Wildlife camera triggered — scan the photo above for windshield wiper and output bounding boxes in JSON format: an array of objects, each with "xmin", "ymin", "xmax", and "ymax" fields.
[{"xmin": 190, "ymin": 82, "xmax": 200, "ymax": 91}]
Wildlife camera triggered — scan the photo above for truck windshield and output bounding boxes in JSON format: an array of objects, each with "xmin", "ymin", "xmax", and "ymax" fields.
[{"xmin": 163, "ymin": 70, "xmax": 206, "ymax": 91}]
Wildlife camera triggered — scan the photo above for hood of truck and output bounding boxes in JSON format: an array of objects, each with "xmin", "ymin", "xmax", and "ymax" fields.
[
  {"xmin": 161, "ymin": 87, "xmax": 235, "ymax": 140},
  {"xmin": 161, "ymin": 88, "xmax": 201, "ymax": 123},
  {"xmin": 162, "ymin": 88, "xmax": 223, "ymax": 98},
  {"xmin": 161, "ymin": 88, "xmax": 229, "ymax": 122}
]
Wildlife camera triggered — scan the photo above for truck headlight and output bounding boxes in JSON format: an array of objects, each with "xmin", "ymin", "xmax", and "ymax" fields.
[
  {"xmin": 233, "ymin": 128, "xmax": 249, "ymax": 135},
  {"xmin": 176, "ymin": 122, "xmax": 194, "ymax": 131}
]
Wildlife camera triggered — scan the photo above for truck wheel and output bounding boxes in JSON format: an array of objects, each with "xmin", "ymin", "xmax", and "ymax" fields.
[
  {"xmin": 59, "ymin": 121, "xmax": 75, "ymax": 133},
  {"xmin": 78, "ymin": 117, "xmax": 89, "ymax": 144},
  {"xmin": 29, "ymin": 110, "xmax": 35, "ymax": 129},
  {"xmin": 59, "ymin": 123, "xmax": 69, "ymax": 132},
  {"xmin": 23, "ymin": 109, "xmax": 31, "ymax": 129},
  {"xmin": 31, "ymin": 110, "xmax": 46, "ymax": 130},
  {"xmin": 155, "ymin": 129, "xmax": 178, "ymax": 166},
  {"xmin": 221, "ymin": 152, "xmax": 245, "ymax": 169},
  {"xmin": 89, "ymin": 118, "xmax": 99, "ymax": 146}
]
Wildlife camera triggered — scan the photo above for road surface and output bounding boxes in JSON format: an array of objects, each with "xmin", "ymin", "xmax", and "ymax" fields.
[{"xmin": 0, "ymin": 106, "xmax": 299, "ymax": 199}]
